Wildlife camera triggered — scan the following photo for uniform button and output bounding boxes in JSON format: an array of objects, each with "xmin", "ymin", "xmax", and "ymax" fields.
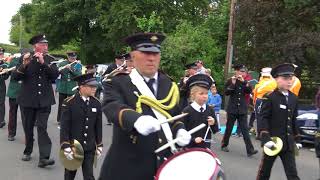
[
  {"xmin": 84, "ymin": 141, "xmax": 87, "ymax": 144},
  {"xmin": 157, "ymin": 156, "xmax": 161, "ymax": 161},
  {"xmin": 287, "ymin": 133, "xmax": 290, "ymax": 135},
  {"xmin": 238, "ymin": 93, "xmax": 241, "ymax": 95},
  {"xmin": 158, "ymin": 138, "xmax": 162, "ymax": 143},
  {"xmin": 84, "ymin": 133, "xmax": 87, "ymax": 137},
  {"xmin": 38, "ymin": 91, "xmax": 41, "ymax": 94},
  {"xmin": 40, "ymin": 68, "xmax": 42, "ymax": 71},
  {"xmin": 288, "ymin": 109, "xmax": 291, "ymax": 112},
  {"xmin": 288, "ymin": 117, "xmax": 291, "ymax": 120},
  {"xmin": 39, "ymin": 76, "xmax": 41, "ymax": 79},
  {"xmin": 288, "ymin": 126, "xmax": 290, "ymax": 128},
  {"xmin": 238, "ymin": 98, "xmax": 240, "ymax": 100},
  {"xmin": 38, "ymin": 84, "xmax": 41, "ymax": 87},
  {"xmin": 238, "ymin": 103, "xmax": 240, "ymax": 106},
  {"xmin": 86, "ymin": 118, "xmax": 89, "ymax": 121},
  {"xmin": 85, "ymin": 126, "xmax": 88, "ymax": 129}
]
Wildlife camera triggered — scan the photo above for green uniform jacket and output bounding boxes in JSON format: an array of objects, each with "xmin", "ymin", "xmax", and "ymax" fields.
[
  {"xmin": 57, "ymin": 60, "xmax": 82, "ymax": 95},
  {"xmin": 6, "ymin": 58, "xmax": 20, "ymax": 99}
]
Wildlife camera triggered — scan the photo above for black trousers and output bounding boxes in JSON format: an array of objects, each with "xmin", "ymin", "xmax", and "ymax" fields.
[
  {"xmin": 248, "ymin": 111, "xmax": 256, "ymax": 128},
  {"xmin": 0, "ymin": 86, "xmax": 5, "ymax": 124},
  {"xmin": 8, "ymin": 98, "xmax": 24, "ymax": 137},
  {"xmin": 222, "ymin": 113, "xmax": 254, "ymax": 153},
  {"xmin": 57, "ymin": 93, "xmax": 72, "ymax": 122},
  {"xmin": 64, "ymin": 151, "xmax": 95, "ymax": 180},
  {"xmin": 21, "ymin": 106, "xmax": 52, "ymax": 159},
  {"xmin": 257, "ymin": 151, "xmax": 300, "ymax": 180}
]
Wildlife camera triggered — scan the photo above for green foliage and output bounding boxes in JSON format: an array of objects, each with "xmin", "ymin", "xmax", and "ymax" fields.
[
  {"xmin": 0, "ymin": 44, "xmax": 20, "ymax": 54},
  {"xmin": 135, "ymin": 11, "xmax": 164, "ymax": 33}
]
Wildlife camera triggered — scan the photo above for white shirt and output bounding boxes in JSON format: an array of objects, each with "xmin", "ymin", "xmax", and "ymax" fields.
[
  {"xmin": 81, "ymin": 96, "xmax": 90, "ymax": 103},
  {"xmin": 143, "ymin": 72, "xmax": 159, "ymax": 96},
  {"xmin": 191, "ymin": 101, "xmax": 207, "ymax": 112}
]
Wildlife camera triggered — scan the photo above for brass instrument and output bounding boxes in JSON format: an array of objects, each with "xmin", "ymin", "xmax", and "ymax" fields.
[
  {"xmin": 0, "ymin": 66, "xmax": 16, "ymax": 75},
  {"xmin": 59, "ymin": 139, "xmax": 84, "ymax": 171},
  {"xmin": 58, "ymin": 60, "xmax": 79, "ymax": 71},
  {"xmin": 263, "ymin": 137, "xmax": 283, "ymax": 156},
  {"xmin": 102, "ymin": 60, "xmax": 127, "ymax": 82}
]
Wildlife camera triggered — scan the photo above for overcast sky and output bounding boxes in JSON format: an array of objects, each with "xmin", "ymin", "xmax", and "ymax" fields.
[{"xmin": 0, "ymin": 0, "xmax": 31, "ymax": 44}]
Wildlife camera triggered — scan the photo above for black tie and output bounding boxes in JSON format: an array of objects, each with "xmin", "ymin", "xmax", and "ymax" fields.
[
  {"xmin": 200, "ymin": 107, "xmax": 204, "ymax": 112},
  {"xmin": 85, "ymin": 99, "xmax": 89, "ymax": 106},
  {"xmin": 146, "ymin": 78, "xmax": 155, "ymax": 94}
]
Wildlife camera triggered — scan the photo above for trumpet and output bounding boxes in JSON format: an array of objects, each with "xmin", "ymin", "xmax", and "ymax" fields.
[
  {"xmin": 102, "ymin": 60, "xmax": 127, "ymax": 82},
  {"xmin": 58, "ymin": 60, "xmax": 79, "ymax": 71},
  {"xmin": 0, "ymin": 66, "xmax": 16, "ymax": 75}
]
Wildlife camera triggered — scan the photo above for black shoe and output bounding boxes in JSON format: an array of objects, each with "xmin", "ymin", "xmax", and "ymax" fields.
[
  {"xmin": 21, "ymin": 154, "xmax": 31, "ymax": 161},
  {"xmin": 38, "ymin": 159, "xmax": 55, "ymax": 168},
  {"xmin": 8, "ymin": 136, "xmax": 15, "ymax": 141},
  {"xmin": 0, "ymin": 122, "xmax": 5, "ymax": 128},
  {"xmin": 107, "ymin": 122, "xmax": 112, "ymax": 126},
  {"xmin": 221, "ymin": 146, "xmax": 230, "ymax": 152},
  {"xmin": 247, "ymin": 150, "xmax": 258, "ymax": 157}
]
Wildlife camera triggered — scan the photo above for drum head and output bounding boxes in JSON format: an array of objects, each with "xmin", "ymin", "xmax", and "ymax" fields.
[{"xmin": 156, "ymin": 148, "xmax": 217, "ymax": 180}]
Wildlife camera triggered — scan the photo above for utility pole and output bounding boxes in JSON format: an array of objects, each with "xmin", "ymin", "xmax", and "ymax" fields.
[
  {"xmin": 19, "ymin": 14, "xmax": 23, "ymax": 49},
  {"xmin": 224, "ymin": 0, "xmax": 237, "ymax": 81}
]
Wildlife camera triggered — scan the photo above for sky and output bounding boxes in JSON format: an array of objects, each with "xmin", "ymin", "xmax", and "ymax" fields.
[{"xmin": 0, "ymin": 0, "xmax": 31, "ymax": 44}]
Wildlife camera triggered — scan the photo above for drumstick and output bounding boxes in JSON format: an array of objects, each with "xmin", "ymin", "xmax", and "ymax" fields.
[
  {"xmin": 155, "ymin": 123, "xmax": 206, "ymax": 153},
  {"xmin": 158, "ymin": 113, "xmax": 188, "ymax": 125},
  {"xmin": 203, "ymin": 126, "xmax": 210, "ymax": 141}
]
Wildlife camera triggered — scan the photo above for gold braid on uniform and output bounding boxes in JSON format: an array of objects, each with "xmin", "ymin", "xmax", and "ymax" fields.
[{"xmin": 135, "ymin": 82, "xmax": 179, "ymax": 119}]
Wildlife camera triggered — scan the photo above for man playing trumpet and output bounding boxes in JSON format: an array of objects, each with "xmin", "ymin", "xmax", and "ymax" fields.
[{"xmin": 56, "ymin": 51, "xmax": 82, "ymax": 126}]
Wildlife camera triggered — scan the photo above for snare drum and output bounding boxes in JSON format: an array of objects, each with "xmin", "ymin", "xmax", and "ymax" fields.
[{"xmin": 155, "ymin": 148, "xmax": 225, "ymax": 180}]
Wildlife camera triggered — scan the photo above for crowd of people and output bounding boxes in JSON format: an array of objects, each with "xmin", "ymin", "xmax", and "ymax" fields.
[{"xmin": 0, "ymin": 31, "xmax": 319, "ymax": 180}]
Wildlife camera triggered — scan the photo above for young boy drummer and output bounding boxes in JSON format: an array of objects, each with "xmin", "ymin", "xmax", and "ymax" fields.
[
  {"xmin": 257, "ymin": 63, "xmax": 301, "ymax": 180},
  {"xmin": 60, "ymin": 73, "xmax": 103, "ymax": 180},
  {"xmin": 182, "ymin": 74, "xmax": 219, "ymax": 149}
]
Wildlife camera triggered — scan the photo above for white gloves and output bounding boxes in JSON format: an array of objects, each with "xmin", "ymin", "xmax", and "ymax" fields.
[
  {"xmin": 96, "ymin": 147, "xmax": 103, "ymax": 158},
  {"xmin": 134, "ymin": 115, "xmax": 161, "ymax": 136},
  {"xmin": 264, "ymin": 141, "xmax": 276, "ymax": 149},
  {"xmin": 296, "ymin": 143, "xmax": 302, "ymax": 150},
  {"xmin": 176, "ymin": 129, "xmax": 192, "ymax": 147},
  {"xmin": 64, "ymin": 147, "xmax": 74, "ymax": 160}
]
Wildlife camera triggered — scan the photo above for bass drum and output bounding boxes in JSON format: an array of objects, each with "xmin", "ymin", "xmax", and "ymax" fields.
[{"xmin": 155, "ymin": 148, "xmax": 225, "ymax": 180}]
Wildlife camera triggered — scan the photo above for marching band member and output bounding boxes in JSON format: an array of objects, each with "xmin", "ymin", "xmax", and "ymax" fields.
[
  {"xmin": 182, "ymin": 74, "xmax": 219, "ymax": 149},
  {"xmin": 99, "ymin": 32, "xmax": 191, "ymax": 180},
  {"xmin": 56, "ymin": 51, "xmax": 82, "ymax": 125},
  {"xmin": 0, "ymin": 47, "xmax": 9, "ymax": 128},
  {"xmin": 7, "ymin": 55, "xmax": 24, "ymax": 141},
  {"xmin": 221, "ymin": 64, "xmax": 258, "ymax": 157},
  {"xmin": 257, "ymin": 63, "xmax": 301, "ymax": 180},
  {"xmin": 60, "ymin": 73, "xmax": 103, "ymax": 180},
  {"xmin": 178, "ymin": 62, "xmax": 198, "ymax": 109},
  {"xmin": 250, "ymin": 67, "xmax": 277, "ymax": 137},
  {"xmin": 12, "ymin": 34, "xmax": 59, "ymax": 167}
]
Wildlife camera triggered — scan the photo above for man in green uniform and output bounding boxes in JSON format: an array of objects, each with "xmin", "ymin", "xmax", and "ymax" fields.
[
  {"xmin": 7, "ymin": 55, "xmax": 24, "ymax": 141},
  {"xmin": 56, "ymin": 51, "xmax": 82, "ymax": 125}
]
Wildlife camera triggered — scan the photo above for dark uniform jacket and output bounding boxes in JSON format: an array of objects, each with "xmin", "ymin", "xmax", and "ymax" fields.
[
  {"xmin": 225, "ymin": 78, "xmax": 252, "ymax": 115},
  {"xmin": 178, "ymin": 77, "xmax": 189, "ymax": 109},
  {"xmin": 0, "ymin": 61, "xmax": 10, "ymax": 103},
  {"xmin": 6, "ymin": 57, "xmax": 21, "ymax": 99},
  {"xmin": 100, "ymin": 71, "xmax": 184, "ymax": 180},
  {"xmin": 57, "ymin": 60, "xmax": 82, "ymax": 95},
  {"xmin": 182, "ymin": 105, "xmax": 218, "ymax": 148},
  {"xmin": 259, "ymin": 89, "xmax": 300, "ymax": 152},
  {"xmin": 12, "ymin": 53, "xmax": 59, "ymax": 108},
  {"xmin": 60, "ymin": 92, "xmax": 103, "ymax": 151}
]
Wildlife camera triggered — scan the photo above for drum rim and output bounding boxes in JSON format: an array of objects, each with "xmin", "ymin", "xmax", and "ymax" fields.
[{"xmin": 155, "ymin": 148, "xmax": 218, "ymax": 180}]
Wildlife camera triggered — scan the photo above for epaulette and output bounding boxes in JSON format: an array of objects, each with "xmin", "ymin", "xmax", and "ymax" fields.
[
  {"xmin": 65, "ymin": 95, "xmax": 75, "ymax": 103},
  {"xmin": 91, "ymin": 96, "xmax": 101, "ymax": 104}
]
